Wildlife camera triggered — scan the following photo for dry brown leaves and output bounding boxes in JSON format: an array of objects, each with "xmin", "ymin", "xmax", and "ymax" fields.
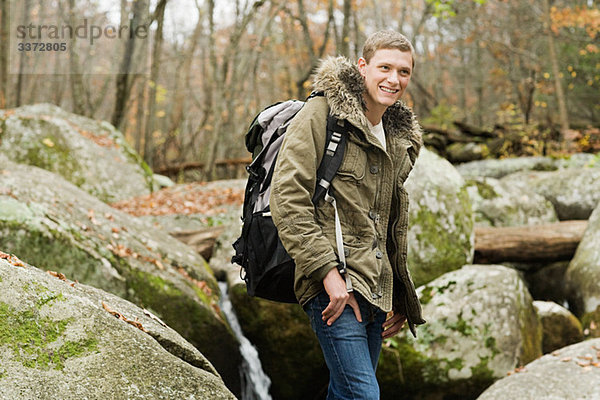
[
  {"xmin": 47, "ymin": 270, "xmax": 78, "ymax": 287},
  {"xmin": 110, "ymin": 183, "xmax": 244, "ymax": 217},
  {"xmin": 0, "ymin": 251, "xmax": 25, "ymax": 267},
  {"xmin": 551, "ymin": 344, "xmax": 600, "ymax": 372},
  {"xmin": 102, "ymin": 301, "xmax": 147, "ymax": 332}
]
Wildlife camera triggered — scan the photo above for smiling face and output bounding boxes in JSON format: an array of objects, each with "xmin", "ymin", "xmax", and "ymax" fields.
[{"xmin": 358, "ymin": 48, "xmax": 413, "ymax": 125}]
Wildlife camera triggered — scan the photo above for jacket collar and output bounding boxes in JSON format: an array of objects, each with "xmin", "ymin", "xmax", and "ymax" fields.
[{"xmin": 312, "ymin": 56, "xmax": 422, "ymax": 158}]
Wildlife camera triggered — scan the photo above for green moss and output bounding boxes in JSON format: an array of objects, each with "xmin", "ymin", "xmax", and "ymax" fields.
[
  {"xmin": 0, "ymin": 221, "xmax": 128, "ymax": 298},
  {"xmin": 0, "ymin": 302, "xmax": 97, "ymax": 370},
  {"xmin": 581, "ymin": 306, "xmax": 600, "ymax": 338},
  {"xmin": 470, "ymin": 356, "xmax": 495, "ymax": 384},
  {"xmin": 448, "ymin": 312, "xmax": 474, "ymax": 336},
  {"xmin": 466, "ymin": 179, "xmax": 499, "ymax": 200},
  {"xmin": 10, "ymin": 118, "xmax": 85, "ymax": 188},
  {"xmin": 410, "ymin": 187, "xmax": 473, "ymax": 287},
  {"xmin": 419, "ymin": 286, "xmax": 434, "ymax": 305}
]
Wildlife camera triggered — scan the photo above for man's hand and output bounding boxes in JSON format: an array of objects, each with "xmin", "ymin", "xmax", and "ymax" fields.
[
  {"xmin": 322, "ymin": 268, "xmax": 362, "ymax": 326},
  {"xmin": 382, "ymin": 310, "xmax": 407, "ymax": 339}
]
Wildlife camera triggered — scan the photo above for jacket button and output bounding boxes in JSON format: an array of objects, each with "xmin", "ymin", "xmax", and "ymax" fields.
[
  {"xmin": 375, "ymin": 250, "xmax": 383, "ymax": 259},
  {"xmin": 370, "ymin": 165, "xmax": 379, "ymax": 174}
]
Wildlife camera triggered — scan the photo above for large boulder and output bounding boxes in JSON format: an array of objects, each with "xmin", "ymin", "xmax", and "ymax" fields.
[
  {"xmin": 476, "ymin": 338, "xmax": 600, "ymax": 400},
  {"xmin": 405, "ymin": 148, "xmax": 474, "ymax": 286},
  {"xmin": 0, "ymin": 255, "xmax": 235, "ymax": 400},
  {"xmin": 465, "ymin": 177, "xmax": 558, "ymax": 227},
  {"xmin": 456, "ymin": 153, "xmax": 599, "ymax": 180},
  {"xmin": 565, "ymin": 201, "xmax": 600, "ymax": 337},
  {"xmin": 0, "ymin": 103, "xmax": 151, "ymax": 202},
  {"xmin": 533, "ymin": 301, "xmax": 583, "ymax": 354},
  {"xmin": 0, "ymin": 157, "xmax": 242, "ymax": 394},
  {"xmin": 501, "ymin": 168, "xmax": 600, "ymax": 220},
  {"xmin": 378, "ymin": 264, "xmax": 542, "ymax": 400}
]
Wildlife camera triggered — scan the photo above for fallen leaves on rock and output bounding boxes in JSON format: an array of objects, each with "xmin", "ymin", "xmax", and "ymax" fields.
[
  {"xmin": 46, "ymin": 270, "xmax": 78, "ymax": 287},
  {"xmin": 0, "ymin": 251, "xmax": 25, "ymax": 267},
  {"xmin": 110, "ymin": 183, "xmax": 244, "ymax": 217},
  {"xmin": 102, "ymin": 301, "xmax": 147, "ymax": 332}
]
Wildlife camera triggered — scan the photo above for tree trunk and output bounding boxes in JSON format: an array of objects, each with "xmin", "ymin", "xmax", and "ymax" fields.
[
  {"xmin": 474, "ymin": 220, "xmax": 588, "ymax": 264},
  {"xmin": 339, "ymin": 0, "xmax": 352, "ymax": 58},
  {"xmin": 112, "ymin": 0, "xmax": 149, "ymax": 130},
  {"xmin": 144, "ymin": 0, "xmax": 168, "ymax": 169},
  {"xmin": 542, "ymin": 0, "xmax": 569, "ymax": 137}
]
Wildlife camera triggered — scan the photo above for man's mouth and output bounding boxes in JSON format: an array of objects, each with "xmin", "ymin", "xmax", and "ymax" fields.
[{"xmin": 380, "ymin": 86, "xmax": 399, "ymax": 94}]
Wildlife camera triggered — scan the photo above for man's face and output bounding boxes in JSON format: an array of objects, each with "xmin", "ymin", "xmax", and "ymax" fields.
[{"xmin": 358, "ymin": 48, "xmax": 412, "ymax": 115}]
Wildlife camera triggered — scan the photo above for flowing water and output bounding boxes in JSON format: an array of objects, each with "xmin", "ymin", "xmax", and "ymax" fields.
[{"xmin": 218, "ymin": 282, "xmax": 272, "ymax": 400}]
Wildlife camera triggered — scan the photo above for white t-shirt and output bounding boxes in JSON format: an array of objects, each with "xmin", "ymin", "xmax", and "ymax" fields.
[{"xmin": 368, "ymin": 120, "xmax": 386, "ymax": 152}]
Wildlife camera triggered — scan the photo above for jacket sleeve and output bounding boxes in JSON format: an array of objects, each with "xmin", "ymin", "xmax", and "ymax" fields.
[{"xmin": 269, "ymin": 97, "xmax": 339, "ymax": 283}]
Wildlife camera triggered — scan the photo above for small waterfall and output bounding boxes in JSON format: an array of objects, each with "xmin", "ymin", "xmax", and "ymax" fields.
[{"xmin": 218, "ymin": 282, "xmax": 272, "ymax": 400}]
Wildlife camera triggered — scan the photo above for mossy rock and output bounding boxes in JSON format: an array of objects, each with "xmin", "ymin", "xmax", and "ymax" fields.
[
  {"xmin": 379, "ymin": 265, "xmax": 542, "ymax": 399},
  {"xmin": 0, "ymin": 157, "xmax": 242, "ymax": 395},
  {"xmin": 501, "ymin": 168, "xmax": 600, "ymax": 220},
  {"xmin": 228, "ymin": 283, "xmax": 328, "ymax": 400},
  {"xmin": 405, "ymin": 148, "xmax": 474, "ymax": 287},
  {"xmin": 0, "ymin": 257, "xmax": 235, "ymax": 399},
  {"xmin": 465, "ymin": 177, "xmax": 558, "ymax": 227},
  {"xmin": 565, "ymin": 200, "xmax": 600, "ymax": 335},
  {"xmin": 533, "ymin": 301, "xmax": 583, "ymax": 353},
  {"xmin": 0, "ymin": 103, "xmax": 151, "ymax": 203}
]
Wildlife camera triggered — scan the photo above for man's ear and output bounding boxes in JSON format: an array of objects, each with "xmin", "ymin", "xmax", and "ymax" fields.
[{"xmin": 357, "ymin": 57, "xmax": 367, "ymax": 77}]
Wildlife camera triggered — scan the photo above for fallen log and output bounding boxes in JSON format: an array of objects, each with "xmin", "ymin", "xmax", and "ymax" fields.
[
  {"xmin": 169, "ymin": 226, "xmax": 225, "ymax": 261},
  {"xmin": 474, "ymin": 220, "xmax": 588, "ymax": 264},
  {"xmin": 155, "ymin": 157, "xmax": 252, "ymax": 176}
]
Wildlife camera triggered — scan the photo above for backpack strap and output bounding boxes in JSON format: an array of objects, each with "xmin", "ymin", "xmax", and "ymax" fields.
[
  {"xmin": 314, "ymin": 115, "xmax": 353, "ymax": 293},
  {"xmin": 312, "ymin": 115, "xmax": 348, "ymax": 203}
]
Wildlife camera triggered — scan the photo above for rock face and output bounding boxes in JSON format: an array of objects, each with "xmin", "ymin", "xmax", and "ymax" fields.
[
  {"xmin": 565, "ymin": 202, "xmax": 600, "ymax": 337},
  {"xmin": 456, "ymin": 153, "xmax": 599, "ymax": 180},
  {"xmin": 501, "ymin": 168, "xmax": 600, "ymax": 220},
  {"xmin": 465, "ymin": 177, "xmax": 558, "ymax": 227},
  {"xmin": 533, "ymin": 301, "xmax": 583, "ymax": 354},
  {"xmin": 476, "ymin": 338, "xmax": 600, "ymax": 400},
  {"xmin": 405, "ymin": 148, "xmax": 474, "ymax": 286},
  {"xmin": 0, "ymin": 157, "xmax": 242, "ymax": 394},
  {"xmin": 0, "ymin": 256, "xmax": 236, "ymax": 400},
  {"xmin": 0, "ymin": 103, "xmax": 151, "ymax": 203},
  {"xmin": 378, "ymin": 264, "xmax": 542, "ymax": 400}
]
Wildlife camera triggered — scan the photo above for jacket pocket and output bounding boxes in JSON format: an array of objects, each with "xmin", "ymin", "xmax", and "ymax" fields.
[{"xmin": 336, "ymin": 141, "xmax": 367, "ymax": 182}]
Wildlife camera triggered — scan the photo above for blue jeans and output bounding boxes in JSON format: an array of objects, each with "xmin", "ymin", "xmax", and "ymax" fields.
[{"xmin": 304, "ymin": 291, "xmax": 387, "ymax": 400}]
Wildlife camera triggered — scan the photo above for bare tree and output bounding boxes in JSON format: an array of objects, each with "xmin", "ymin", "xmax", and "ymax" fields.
[
  {"xmin": 144, "ymin": 0, "xmax": 168, "ymax": 168},
  {"xmin": 112, "ymin": 0, "xmax": 149, "ymax": 130}
]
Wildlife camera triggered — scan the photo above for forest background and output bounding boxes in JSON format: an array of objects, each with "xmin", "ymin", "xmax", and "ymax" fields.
[{"xmin": 0, "ymin": 0, "xmax": 598, "ymax": 181}]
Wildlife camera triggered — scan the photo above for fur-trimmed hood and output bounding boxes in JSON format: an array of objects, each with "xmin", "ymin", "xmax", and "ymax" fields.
[{"xmin": 312, "ymin": 56, "xmax": 422, "ymax": 159}]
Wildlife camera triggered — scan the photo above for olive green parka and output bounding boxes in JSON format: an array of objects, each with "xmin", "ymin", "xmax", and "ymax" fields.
[{"xmin": 270, "ymin": 56, "xmax": 425, "ymax": 336}]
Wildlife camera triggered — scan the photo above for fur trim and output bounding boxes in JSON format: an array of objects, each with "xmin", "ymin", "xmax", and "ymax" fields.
[{"xmin": 312, "ymin": 56, "xmax": 422, "ymax": 153}]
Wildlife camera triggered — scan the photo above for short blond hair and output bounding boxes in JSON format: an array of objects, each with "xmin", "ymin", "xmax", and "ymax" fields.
[{"xmin": 362, "ymin": 30, "xmax": 415, "ymax": 68}]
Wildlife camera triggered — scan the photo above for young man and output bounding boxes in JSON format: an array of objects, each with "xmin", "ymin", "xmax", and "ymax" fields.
[{"xmin": 270, "ymin": 30, "xmax": 425, "ymax": 399}]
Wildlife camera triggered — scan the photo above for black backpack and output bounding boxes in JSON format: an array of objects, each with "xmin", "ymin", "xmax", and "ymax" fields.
[{"xmin": 231, "ymin": 92, "xmax": 350, "ymax": 303}]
